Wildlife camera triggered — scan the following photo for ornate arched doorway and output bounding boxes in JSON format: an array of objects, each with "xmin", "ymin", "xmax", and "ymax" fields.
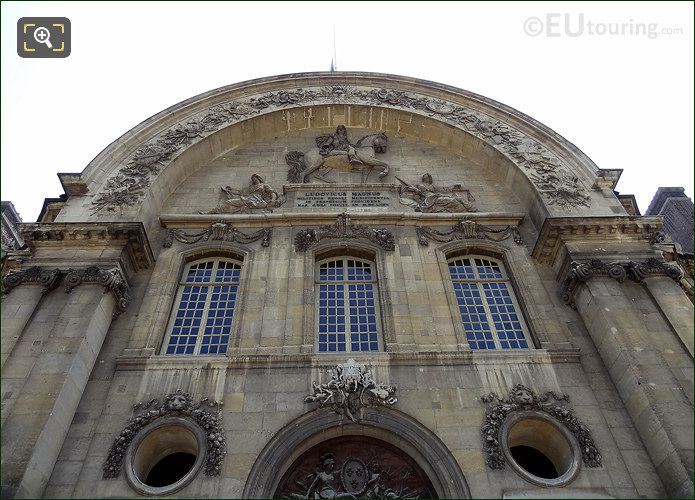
[
  {"xmin": 242, "ymin": 407, "xmax": 470, "ymax": 499},
  {"xmin": 274, "ymin": 435, "xmax": 437, "ymax": 499}
]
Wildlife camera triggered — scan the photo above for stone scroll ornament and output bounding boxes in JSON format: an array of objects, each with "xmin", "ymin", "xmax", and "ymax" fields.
[
  {"xmin": 163, "ymin": 221, "xmax": 271, "ymax": 248},
  {"xmin": 200, "ymin": 174, "xmax": 286, "ymax": 214},
  {"xmin": 560, "ymin": 257, "xmax": 684, "ymax": 308},
  {"xmin": 285, "ymin": 125, "xmax": 389, "ymax": 183},
  {"xmin": 91, "ymin": 85, "xmax": 591, "ymax": 213},
  {"xmin": 396, "ymin": 173, "xmax": 476, "ymax": 213},
  {"xmin": 480, "ymin": 384, "xmax": 602, "ymax": 470},
  {"xmin": 1, "ymin": 266, "xmax": 62, "ymax": 296},
  {"xmin": 294, "ymin": 213, "xmax": 395, "ymax": 252},
  {"xmin": 415, "ymin": 219, "xmax": 523, "ymax": 247},
  {"xmin": 63, "ymin": 266, "xmax": 132, "ymax": 318},
  {"xmin": 304, "ymin": 359, "xmax": 397, "ymax": 423},
  {"xmin": 103, "ymin": 389, "xmax": 226, "ymax": 479}
]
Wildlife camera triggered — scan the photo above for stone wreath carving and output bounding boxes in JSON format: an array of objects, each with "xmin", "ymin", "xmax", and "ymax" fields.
[
  {"xmin": 304, "ymin": 359, "xmax": 397, "ymax": 422},
  {"xmin": 103, "ymin": 389, "xmax": 226, "ymax": 479},
  {"xmin": 64, "ymin": 266, "xmax": 132, "ymax": 318},
  {"xmin": 286, "ymin": 125, "xmax": 389, "ymax": 183},
  {"xmin": 396, "ymin": 173, "xmax": 476, "ymax": 213},
  {"xmin": 560, "ymin": 257, "xmax": 684, "ymax": 308},
  {"xmin": 163, "ymin": 221, "xmax": 271, "ymax": 248},
  {"xmin": 294, "ymin": 213, "xmax": 395, "ymax": 252},
  {"xmin": 415, "ymin": 219, "xmax": 523, "ymax": 246},
  {"xmin": 1, "ymin": 266, "xmax": 62, "ymax": 295},
  {"xmin": 91, "ymin": 85, "xmax": 590, "ymax": 213},
  {"xmin": 480, "ymin": 384, "xmax": 602, "ymax": 470},
  {"xmin": 200, "ymin": 174, "xmax": 285, "ymax": 214}
]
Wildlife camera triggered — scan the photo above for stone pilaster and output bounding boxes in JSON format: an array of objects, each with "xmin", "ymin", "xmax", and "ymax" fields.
[
  {"xmin": 0, "ymin": 267, "xmax": 129, "ymax": 499},
  {"xmin": 563, "ymin": 260, "xmax": 694, "ymax": 498}
]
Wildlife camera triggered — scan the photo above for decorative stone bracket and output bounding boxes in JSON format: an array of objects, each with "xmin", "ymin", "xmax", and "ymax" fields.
[
  {"xmin": 294, "ymin": 213, "xmax": 395, "ymax": 252},
  {"xmin": 2, "ymin": 265, "xmax": 132, "ymax": 319},
  {"xmin": 103, "ymin": 389, "xmax": 226, "ymax": 479},
  {"xmin": 560, "ymin": 257, "xmax": 684, "ymax": 308},
  {"xmin": 304, "ymin": 359, "xmax": 397, "ymax": 422},
  {"xmin": 163, "ymin": 221, "xmax": 271, "ymax": 247},
  {"xmin": 480, "ymin": 384, "xmax": 602, "ymax": 470},
  {"xmin": 415, "ymin": 219, "xmax": 523, "ymax": 246}
]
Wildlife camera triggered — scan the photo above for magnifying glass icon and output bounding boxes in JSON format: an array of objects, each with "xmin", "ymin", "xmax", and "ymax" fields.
[{"xmin": 33, "ymin": 26, "xmax": 53, "ymax": 49}]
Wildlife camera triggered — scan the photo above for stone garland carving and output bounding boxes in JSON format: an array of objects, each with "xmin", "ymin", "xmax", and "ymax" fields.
[
  {"xmin": 415, "ymin": 219, "xmax": 523, "ymax": 247},
  {"xmin": 103, "ymin": 389, "xmax": 226, "ymax": 479},
  {"xmin": 560, "ymin": 257, "xmax": 684, "ymax": 308},
  {"xmin": 1, "ymin": 266, "xmax": 62, "ymax": 295},
  {"xmin": 286, "ymin": 125, "xmax": 389, "ymax": 183},
  {"xmin": 64, "ymin": 266, "xmax": 132, "ymax": 318},
  {"xmin": 480, "ymin": 384, "xmax": 602, "ymax": 470},
  {"xmin": 396, "ymin": 173, "xmax": 476, "ymax": 213},
  {"xmin": 294, "ymin": 213, "xmax": 395, "ymax": 252},
  {"xmin": 304, "ymin": 359, "xmax": 397, "ymax": 423},
  {"xmin": 201, "ymin": 174, "xmax": 286, "ymax": 214},
  {"xmin": 163, "ymin": 221, "xmax": 271, "ymax": 248},
  {"xmin": 91, "ymin": 85, "xmax": 591, "ymax": 213}
]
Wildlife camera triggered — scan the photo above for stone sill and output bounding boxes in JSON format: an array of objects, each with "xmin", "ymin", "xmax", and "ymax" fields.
[{"xmin": 115, "ymin": 348, "xmax": 580, "ymax": 371}]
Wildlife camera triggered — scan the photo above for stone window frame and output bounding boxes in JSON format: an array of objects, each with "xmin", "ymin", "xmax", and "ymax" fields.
[
  {"xmin": 302, "ymin": 241, "xmax": 395, "ymax": 353},
  {"xmin": 156, "ymin": 245, "xmax": 252, "ymax": 355},
  {"xmin": 313, "ymin": 254, "xmax": 384, "ymax": 354},
  {"xmin": 434, "ymin": 241, "xmax": 539, "ymax": 350}
]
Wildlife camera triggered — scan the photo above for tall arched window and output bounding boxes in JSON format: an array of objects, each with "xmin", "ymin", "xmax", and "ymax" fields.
[
  {"xmin": 448, "ymin": 255, "xmax": 530, "ymax": 350},
  {"xmin": 162, "ymin": 257, "xmax": 241, "ymax": 355},
  {"xmin": 315, "ymin": 256, "xmax": 382, "ymax": 353}
]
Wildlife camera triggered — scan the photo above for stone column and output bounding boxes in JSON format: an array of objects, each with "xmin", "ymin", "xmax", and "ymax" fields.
[
  {"xmin": 0, "ymin": 267, "xmax": 130, "ymax": 499},
  {"xmin": 565, "ymin": 261, "xmax": 694, "ymax": 498},
  {"xmin": 644, "ymin": 276, "xmax": 694, "ymax": 357},
  {"xmin": 1, "ymin": 268, "xmax": 61, "ymax": 369}
]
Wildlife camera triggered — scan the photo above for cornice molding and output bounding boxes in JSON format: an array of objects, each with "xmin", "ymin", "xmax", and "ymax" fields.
[
  {"xmin": 532, "ymin": 216, "xmax": 664, "ymax": 265},
  {"xmin": 19, "ymin": 222, "xmax": 154, "ymax": 271}
]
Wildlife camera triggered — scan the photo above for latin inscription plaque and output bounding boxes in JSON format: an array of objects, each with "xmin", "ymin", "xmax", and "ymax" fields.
[{"xmin": 296, "ymin": 191, "xmax": 390, "ymax": 208}]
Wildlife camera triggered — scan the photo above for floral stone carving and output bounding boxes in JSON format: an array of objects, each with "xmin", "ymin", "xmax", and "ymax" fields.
[
  {"xmin": 480, "ymin": 384, "xmax": 602, "ymax": 470},
  {"xmin": 304, "ymin": 358, "xmax": 397, "ymax": 422},
  {"xmin": 103, "ymin": 389, "xmax": 226, "ymax": 479},
  {"xmin": 92, "ymin": 85, "xmax": 591, "ymax": 213},
  {"xmin": 1, "ymin": 266, "xmax": 62, "ymax": 296},
  {"xmin": 294, "ymin": 213, "xmax": 395, "ymax": 252},
  {"xmin": 163, "ymin": 221, "xmax": 271, "ymax": 247},
  {"xmin": 415, "ymin": 219, "xmax": 523, "ymax": 246}
]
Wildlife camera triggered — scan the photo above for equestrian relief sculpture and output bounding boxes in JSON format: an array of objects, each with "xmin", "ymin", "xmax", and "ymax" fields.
[{"xmin": 286, "ymin": 126, "xmax": 389, "ymax": 183}]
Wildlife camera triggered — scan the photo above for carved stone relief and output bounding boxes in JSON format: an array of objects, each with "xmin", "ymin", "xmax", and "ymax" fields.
[
  {"xmin": 200, "ymin": 174, "xmax": 285, "ymax": 214},
  {"xmin": 103, "ymin": 389, "xmax": 225, "ymax": 479},
  {"xmin": 304, "ymin": 359, "xmax": 397, "ymax": 423},
  {"xmin": 480, "ymin": 384, "xmax": 602, "ymax": 470},
  {"xmin": 274, "ymin": 436, "xmax": 437, "ymax": 499},
  {"xmin": 163, "ymin": 221, "xmax": 271, "ymax": 247},
  {"xmin": 286, "ymin": 126, "xmax": 389, "ymax": 183},
  {"xmin": 294, "ymin": 213, "xmax": 395, "ymax": 252},
  {"xmin": 560, "ymin": 257, "xmax": 684, "ymax": 308},
  {"xmin": 2, "ymin": 265, "xmax": 131, "ymax": 319},
  {"xmin": 397, "ymin": 173, "xmax": 475, "ymax": 213},
  {"xmin": 91, "ymin": 85, "xmax": 591, "ymax": 213},
  {"xmin": 415, "ymin": 219, "xmax": 523, "ymax": 246}
]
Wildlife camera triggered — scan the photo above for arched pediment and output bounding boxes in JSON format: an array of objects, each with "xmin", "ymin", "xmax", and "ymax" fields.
[{"xmin": 60, "ymin": 72, "xmax": 623, "ymax": 234}]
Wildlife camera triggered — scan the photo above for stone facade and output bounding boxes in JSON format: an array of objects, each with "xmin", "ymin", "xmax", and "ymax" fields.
[{"xmin": 1, "ymin": 73, "xmax": 692, "ymax": 499}]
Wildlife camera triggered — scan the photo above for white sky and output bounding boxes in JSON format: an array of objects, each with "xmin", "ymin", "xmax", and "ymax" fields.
[{"xmin": 1, "ymin": 1, "xmax": 693, "ymax": 221}]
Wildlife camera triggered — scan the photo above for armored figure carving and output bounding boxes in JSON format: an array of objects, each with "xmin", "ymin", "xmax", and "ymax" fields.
[
  {"xmin": 286, "ymin": 126, "xmax": 389, "ymax": 183},
  {"xmin": 202, "ymin": 174, "xmax": 285, "ymax": 214},
  {"xmin": 397, "ymin": 173, "xmax": 476, "ymax": 213}
]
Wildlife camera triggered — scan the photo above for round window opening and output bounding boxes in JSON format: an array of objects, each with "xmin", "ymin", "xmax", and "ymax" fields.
[
  {"xmin": 125, "ymin": 417, "xmax": 206, "ymax": 496},
  {"xmin": 500, "ymin": 412, "xmax": 580, "ymax": 487}
]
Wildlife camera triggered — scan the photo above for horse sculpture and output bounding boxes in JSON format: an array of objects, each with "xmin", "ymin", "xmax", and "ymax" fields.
[{"xmin": 286, "ymin": 126, "xmax": 388, "ymax": 183}]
